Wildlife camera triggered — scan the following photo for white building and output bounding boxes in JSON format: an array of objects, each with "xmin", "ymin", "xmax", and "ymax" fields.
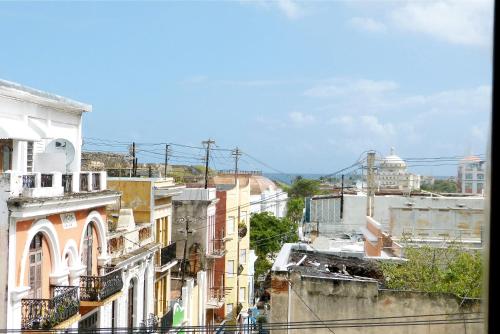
[
  {"xmin": 376, "ymin": 148, "xmax": 420, "ymax": 191},
  {"xmin": 0, "ymin": 79, "xmax": 121, "ymax": 330},
  {"xmin": 457, "ymin": 156, "xmax": 485, "ymax": 195}
]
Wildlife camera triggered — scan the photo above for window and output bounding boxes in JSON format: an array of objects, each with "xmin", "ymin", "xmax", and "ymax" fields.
[
  {"xmin": 27, "ymin": 141, "xmax": 33, "ymax": 172},
  {"xmin": 239, "ymin": 287, "xmax": 246, "ymax": 301},
  {"xmin": 477, "ymin": 173, "xmax": 485, "ymax": 180},
  {"xmin": 0, "ymin": 140, "xmax": 12, "ymax": 172},
  {"xmin": 227, "ymin": 217, "xmax": 235, "ymax": 234},
  {"xmin": 240, "ymin": 249, "xmax": 246, "ymax": 264},
  {"xmin": 465, "ymin": 173, "xmax": 473, "ymax": 180},
  {"xmin": 228, "ymin": 260, "xmax": 234, "ymax": 277},
  {"xmin": 477, "ymin": 183, "xmax": 484, "ymax": 194},
  {"xmin": 465, "ymin": 182, "xmax": 473, "ymax": 193},
  {"xmin": 28, "ymin": 233, "xmax": 43, "ymax": 298},
  {"xmin": 227, "ymin": 303, "xmax": 233, "ymax": 317}
]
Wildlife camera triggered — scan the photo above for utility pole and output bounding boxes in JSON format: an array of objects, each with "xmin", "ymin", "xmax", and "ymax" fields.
[
  {"xmin": 202, "ymin": 139, "xmax": 215, "ymax": 189},
  {"xmin": 366, "ymin": 151, "xmax": 376, "ymax": 217},
  {"xmin": 131, "ymin": 142, "xmax": 136, "ymax": 177},
  {"xmin": 232, "ymin": 147, "xmax": 242, "ymax": 321},
  {"xmin": 164, "ymin": 144, "xmax": 170, "ymax": 178},
  {"xmin": 180, "ymin": 216, "xmax": 191, "ymax": 300},
  {"xmin": 341, "ymin": 174, "xmax": 344, "ymax": 219}
]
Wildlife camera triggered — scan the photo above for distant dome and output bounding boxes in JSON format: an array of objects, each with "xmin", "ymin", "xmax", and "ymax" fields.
[
  {"xmin": 381, "ymin": 147, "xmax": 406, "ymax": 167},
  {"xmin": 249, "ymin": 175, "xmax": 278, "ymax": 195}
]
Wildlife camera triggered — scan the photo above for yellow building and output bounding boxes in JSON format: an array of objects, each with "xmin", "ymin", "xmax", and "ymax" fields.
[
  {"xmin": 106, "ymin": 177, "xmax": 184, "ymax": 324},
  {"xmin": 213, "ymin": 176, "xmax": 252, "ymax": 319}
]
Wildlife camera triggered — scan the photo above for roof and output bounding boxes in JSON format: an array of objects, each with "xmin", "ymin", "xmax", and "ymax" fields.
[
  {"xmin": 212, "ymin": 174, "xmax": 278, "ymax": 195},
  {"xmin": 0, "ymin": 79, "xmax": 92, "ymax": 113}
]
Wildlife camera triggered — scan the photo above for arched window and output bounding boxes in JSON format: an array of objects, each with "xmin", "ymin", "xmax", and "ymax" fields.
[
  {"xmin": 28, "ymin": 233, "xmax": 43, "ymax": 298},
  {"xmin": 82, "ymin": 223, "xmax": 94, "ymax": 276},
  {"xmin": 1, "ymin": 141, "xmax": 12, "ymax": 172}
]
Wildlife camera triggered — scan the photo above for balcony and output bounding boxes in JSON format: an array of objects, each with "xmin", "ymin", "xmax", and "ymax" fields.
[
  {"xmin": 21, "ymin": 286, "xmax": 79, "ymax": 330},
  {"xmin": 1, "ymin": 170, "xmax": 107, "ymax": 198},
  {"xmin": 156, "ymin": 242, "xmax": 177, "ymax": 273},
  {"xmin": 206, "ymin": 287, "xmax": 225, "ymax": 309},
  {"xmin": 80, "ymin": 269, "xmax": 123, "ymax": 305},
  {"xmin": 207, "ymin": 238, "xmax": 226, "ymax": 259}
]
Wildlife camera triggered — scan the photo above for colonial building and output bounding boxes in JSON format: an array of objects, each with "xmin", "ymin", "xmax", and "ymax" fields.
[
  {"xmin": 376, "ymin": 148, "xmax": 420, "ymax": 191},
  {"xmin": 106, "ymin": 177, "xmax": 184, "ymax": 328},
  {"xmin": 0, "ymin": 80, "xmax": 121, "ymax": 330},
  {"xmin": 457, "ymin": 155, "xmax": 485, "ymax": 195}
]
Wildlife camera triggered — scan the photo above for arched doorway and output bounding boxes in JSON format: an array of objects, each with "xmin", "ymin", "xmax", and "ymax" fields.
[
  {"xmin": 82, "ymin": 223, "xmax": 94, "ymax": 275},
  {"xmin": 128, "ymin": 279, "xmax": 136, "ymax": 329}
]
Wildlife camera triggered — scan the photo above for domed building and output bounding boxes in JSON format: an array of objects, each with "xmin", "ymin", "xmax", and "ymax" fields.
[{"xmin": 376, "ymin": 148, "xmax": 420, "ymax": 191}]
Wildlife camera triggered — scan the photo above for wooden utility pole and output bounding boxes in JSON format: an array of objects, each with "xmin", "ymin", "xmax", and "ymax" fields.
[
  {"xmin": 180, "ymin": 216, "xmax": 191, "ymax": 300},
  {"xmin": 341, "ymin": 174, "xmax": 344, "ymax": 219},
  {"xmin": 132, "ymin": 142, "xmax": 136, "ymax": 177},
  {"xmin": 232, "ymin": 147, "xmax": 242, "ymax": 321},
  {"xmin": 366, "ymin": 151, "xmax": 376, "ymax": 217},
  {"xmin": 164, "ymin": 144, "xmax": 170, "ymax": 178},
  {"xmin": 202, "ymin": 139, "xmax": 215, "ymax": 189}
]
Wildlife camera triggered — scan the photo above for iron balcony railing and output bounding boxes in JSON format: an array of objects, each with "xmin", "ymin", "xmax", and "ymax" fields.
[
  {"xmin": 80, "ymin": 269, "xmax": 123, "ymax": 302},
  {"xmin": 41, "ymin": 174, "xmax": 53, "ymax": 187},
  {"xmin": 22, "ymin": 174, "xmax": 36, "ymax": 189},
  {"xmin": 92, "ymin": 173, "xmax": 101, "ymax": 190},
  {"xmin": 21, "ymin": 286, "xmax": 79, "ymax": 330},
  {"xmin": 160, "ymin": 242, "xmax": 177, "ymax": 267},
  {"xmin": 80, "ymin": 173, "xmax": 89, "ymax": 191},
  {"xmin": 62, "ymin": 174, "xmax": 72, "ymax": 193}
]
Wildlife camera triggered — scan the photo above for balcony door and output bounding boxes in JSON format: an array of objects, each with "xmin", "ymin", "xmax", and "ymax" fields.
[
  {"xmin": 128, "ymin": 280, "xmax": 135, "ymax": 329},
  {"xmin": 28, "ymin": 233, "xmax": 43, "ymax": 298},
  {"xmin": 82, "ymin": 223, "xmax": 94, "ymax": 276}
]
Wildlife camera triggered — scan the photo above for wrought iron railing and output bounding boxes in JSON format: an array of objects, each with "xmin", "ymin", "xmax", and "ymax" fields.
[
  {"xmin": 208, "ymin": 236, "xmax": 225, "ymax": 257},
  {"xmin": 159, "ymin": 242, "xmax": 177, "ymax": 267},
  {"xmin": 92, "ymin": 173, "xmax": 100, "ymax": 190},
  {"xmin": 62, "ymin": 174, "xmax": 72, "ymax": 193},
  {"xmin": 80, "ymin": 173, "xmax": 89, "ymax": 191},
  {"xmin": 208, "ymin": 287, "xmax": 225, "ymax": 303},
  {"xmin": 41, "ymin": 174, "xmax": 53, "ymax": 187},
  {"xmin": 21, "ymin": 286, "xmax": 79, "ymax": 330},
  {"xmin": 80, "ymin": 269, "xmax": 123, "ymax": 301},
  {"xmin": 22, "ymin": 174, "xmax": 36, "ymax": 189}
]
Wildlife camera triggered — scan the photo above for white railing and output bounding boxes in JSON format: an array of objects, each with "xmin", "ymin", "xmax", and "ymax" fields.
[{"xmin": 0, "ymin": 171, "xmax": 107, "ymax": 198}]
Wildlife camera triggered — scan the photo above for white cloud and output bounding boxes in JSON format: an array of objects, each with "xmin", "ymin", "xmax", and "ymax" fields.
[
  {"xmin": 276, "ymin": 0, "xmax": 302, "ymax": 19},
  {"xmin": 181, "ymin": 75, "xmax": 208, "ymax": 84},
  {"xmin": 390, "ymin": 0, "xmax": 493, "ymax": 47},
  {"xmin": 360, "ymin": 115, "xmax": 395, "ymax": 136},
  {"xmin": 304, "ymin": 78, "xmax": 398, "ymax": 98},
  {"xmin": 349, "ymin": 17, "xmax": 387, "ymax": 33},
  {"xmin": 289, "ymin": 111, "xmax": 315, "ymax": 126},
  {"xmin": 330, "ymin": 115, "xmax": 354, "ymax": 125}
]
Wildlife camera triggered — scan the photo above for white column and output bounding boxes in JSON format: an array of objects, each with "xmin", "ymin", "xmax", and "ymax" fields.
[{"xmin": 8, "ymin": 286, "xmax": 30, "ymax": 329}]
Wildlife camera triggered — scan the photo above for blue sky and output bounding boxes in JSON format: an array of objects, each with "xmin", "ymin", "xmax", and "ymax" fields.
[{"xmin": 0, "ymin": 1, "xmax": 493, "ymax": 175}]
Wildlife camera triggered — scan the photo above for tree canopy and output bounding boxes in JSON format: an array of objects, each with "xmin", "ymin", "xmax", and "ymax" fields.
[
  {"xmin": 250, "ymin": 212, "xmax": 299, "ymax": 277},
  {"xmin": 380, "ymin": 245, "xmax": 482, "ymax": 298},
  {"xmin": 421, "ymin": 180, "xmax": 458, "ymax": 193}
]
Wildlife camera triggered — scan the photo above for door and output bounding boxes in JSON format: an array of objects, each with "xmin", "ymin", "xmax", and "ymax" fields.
[{"xmin": 28, "ymin": 234, "xmax": 43, "ymax": 298}]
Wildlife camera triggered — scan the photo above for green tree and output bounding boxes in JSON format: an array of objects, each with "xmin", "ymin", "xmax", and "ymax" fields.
[
  {"xmin": 380, "ymin": 245, "xmax": 482, "ymax": 298},
  {"xmin": 288, "ymin": 177, "xmax": 321, "ymax": 198},
  {"xmin": 286, "ymin": 197, "xmax": 304, "ymax": 223},
  {"xmin": 250, "ymin": 212, "xmax": 299, "ymax": 277},
  {"xmin": 421, "ymin": 180, "xmax": 458, "ymax": 193}
]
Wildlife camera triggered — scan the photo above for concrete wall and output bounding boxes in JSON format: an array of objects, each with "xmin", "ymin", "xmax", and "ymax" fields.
[
  {"xmin": 307, "ymin": 194, "xmax": 484, "ymax": 240},
  {"xmin": 270, "ymin": 272, "xmax": 482, "ymax": 334}
]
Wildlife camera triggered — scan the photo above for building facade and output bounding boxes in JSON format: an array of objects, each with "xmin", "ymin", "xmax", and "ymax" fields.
[
  {"xmin": 106, "ymin": 177, "xmax": 183, "ymax": 328},
  {"xmin": 0, "ymin": 80, "xmax": 122, "ymax": 330},
  {"xmin": 457, "ymin": 156, "xmax": 485, "ymax": 195}
]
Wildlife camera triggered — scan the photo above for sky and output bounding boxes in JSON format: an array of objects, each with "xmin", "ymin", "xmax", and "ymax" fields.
[{"xmin": 0, "ymin": 0, "xmax": 494, "ymax": 175}]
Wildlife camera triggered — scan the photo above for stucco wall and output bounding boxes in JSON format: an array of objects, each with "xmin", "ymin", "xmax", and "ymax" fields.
[{"xmin": 270, "ymin": 272, "xmax": 482, "ymax": 334}]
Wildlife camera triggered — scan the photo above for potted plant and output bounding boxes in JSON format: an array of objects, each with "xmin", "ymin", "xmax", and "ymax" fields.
[{"xmin": 238, "ymin": 222, "xmax": 247, "ymax": 238}]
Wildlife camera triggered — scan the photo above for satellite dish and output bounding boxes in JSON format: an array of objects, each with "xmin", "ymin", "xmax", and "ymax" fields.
[{"xmin": 46, "ymin": 138, "xmax": 75, "ymax": 171}]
